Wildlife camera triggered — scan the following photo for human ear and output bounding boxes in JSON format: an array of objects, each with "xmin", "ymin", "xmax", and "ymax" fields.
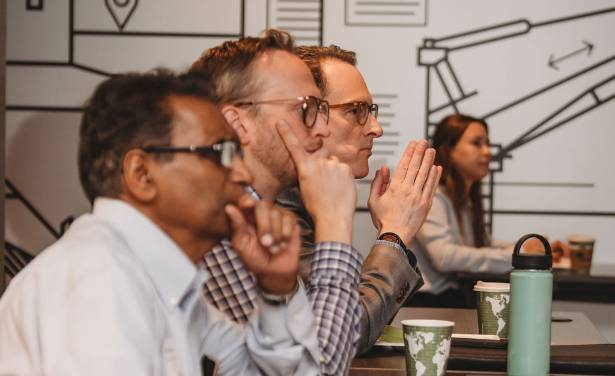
[
  {"xmin": 221, "ymin": 105, "xmax": 249, "ymax": 145},
  {"xmin": 121, "ymin": 149, "xmax": 157, "ymax": 203}
]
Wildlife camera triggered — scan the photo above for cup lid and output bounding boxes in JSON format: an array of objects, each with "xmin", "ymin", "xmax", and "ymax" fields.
[
  {"xmin": 568, "ymin": 234, "xmax": 595, "ymax": 244},
  {"xmin": 473, "ymin": 281, "xmax": 510, "ymax": 292},
  {"xmin": 401, "ymin": 319, "xmax": 455, "ymax": 328}
]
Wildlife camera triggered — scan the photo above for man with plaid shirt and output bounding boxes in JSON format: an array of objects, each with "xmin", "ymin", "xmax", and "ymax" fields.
[{"xmin": 190, "ymin": 30, "xmax": 440, "ymax": 375}]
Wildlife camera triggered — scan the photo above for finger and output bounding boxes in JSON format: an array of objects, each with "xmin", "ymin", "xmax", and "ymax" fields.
[
  {"xmin": 390, "ymin": 140, "xmax": 417, "ymax": 187},
  {"xmin": 268, "ymin": 207, "xmax": 283, "ymax": 250},
  {"xmin": 237, "ymin": 193, "xmax": 257, "ymax": 210},
  {"xmin": 369, "ymin": 168, "xmax": 384, "ymax": 203},
  {"xmin": 380, "ymin": 165, "xmax": 391, "ymax": 195},
  {"xmin": 403, "ymin": 140, "xmax": 429, "ymax": 186},
  {"xmin": 421, "ymin": 165, "xmax": 442, "ymax": 203},
  {"xmin": 281, "ymin": 210, "xmax": 295, "ymax": 239},
  {"xmin": 254, "ymin": 201, "xmax": 274, "ymax": 248},
  {"xmin": 286, "ymin": 222, "xmax": 301, "ymax": 258},
  {"xmin": 225, "ymin": 204, "xmax": 249, "ymax": 235},
  {"xmin": 276, "ymin": 120, "xmax": 308, "ymax": 168},
  {"xmin": 412, "ymin": 147, "xmax": 436, "ymax": 191}
]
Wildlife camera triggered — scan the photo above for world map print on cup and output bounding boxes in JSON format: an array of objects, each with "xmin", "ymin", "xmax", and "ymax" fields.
[
  {"xmin": 402, "ymin": 319, "xmax": 454, "ymax": 376},
  {"xmin": 474, "ymin": 281, "xmax": 510, "ymax": 338}
]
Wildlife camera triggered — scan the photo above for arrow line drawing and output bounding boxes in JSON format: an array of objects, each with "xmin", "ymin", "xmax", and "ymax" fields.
[{"xmin": 548, "ymin": 41, "xmax": 594, "ymax": 70}]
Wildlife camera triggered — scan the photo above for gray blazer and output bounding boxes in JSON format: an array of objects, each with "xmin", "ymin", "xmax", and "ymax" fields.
[{"xmin": 276, "ymin": 187, "xmax": 424, "ymax": 353}]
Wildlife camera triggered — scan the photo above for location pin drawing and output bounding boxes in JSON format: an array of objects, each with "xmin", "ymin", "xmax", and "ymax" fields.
[{"xmin": 105, "ymin": 0, "xmax": 139, "ymax": 31}]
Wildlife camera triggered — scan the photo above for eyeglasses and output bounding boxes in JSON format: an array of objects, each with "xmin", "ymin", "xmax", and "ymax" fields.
[
  {"xmin": 142, "ymin": 140, "xmax": 241, "ymax": 168},
  {"xmin": 329, "ymin": 101, "xmax": 379, "ymax": 126},
  {"xmin": 235, "ymin": 96, "xmax": 329, "ymax": 128}
]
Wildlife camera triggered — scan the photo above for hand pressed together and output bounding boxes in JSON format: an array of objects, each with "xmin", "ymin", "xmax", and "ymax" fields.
[{"xmin": 368, "ymin": 139, "xmax": 442, "ymax": 245}]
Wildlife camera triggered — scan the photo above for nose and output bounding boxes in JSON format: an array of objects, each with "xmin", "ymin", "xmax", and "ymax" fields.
[
  {"xmin": 483, "ymin": 144, "xmax": 492, "ymax": 159},
  {"xmin": 310, "ymin": 110, "xmax": 331, "ymax": 138},
  {"xmin": 364, "ymin": 115, "xmax": 383, "ymax": 138},
  {"xmin": 229, "ymin": 154, "xmax": 253, "ymax": 186}
]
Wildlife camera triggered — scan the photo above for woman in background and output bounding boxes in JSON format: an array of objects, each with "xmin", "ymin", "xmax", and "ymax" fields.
[{"xmin": 410, "ymin": 114, "xmax": 512, "ymax": 307}]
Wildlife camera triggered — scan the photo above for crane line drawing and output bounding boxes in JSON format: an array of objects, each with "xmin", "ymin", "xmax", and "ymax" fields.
[{"xmin": 417, "ymin": 6, "xmax": 615, "ymax": 231}]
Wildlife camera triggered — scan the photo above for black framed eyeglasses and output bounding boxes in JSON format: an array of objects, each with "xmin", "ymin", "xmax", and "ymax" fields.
[
  {"xmin": 329, "ymin": 101, "xmax": 379, "ymax": 126},
  {"xmin": 142, "ymin": 140, "xmax": 241, "ymax": 168},
  {"xmin": 235, "ymin": 95, "xmax": 329, "ymax": 128}
]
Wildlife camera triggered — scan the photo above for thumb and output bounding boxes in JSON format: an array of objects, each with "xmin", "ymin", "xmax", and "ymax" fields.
[{"xmin": 276, "ymin": 120, "xmax": 307, "ymax": 168}]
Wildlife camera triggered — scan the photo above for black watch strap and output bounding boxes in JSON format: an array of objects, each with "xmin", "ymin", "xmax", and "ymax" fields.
[{"xmin": 377, "ymin": 232, "xmax": 418, "ymax": 269}]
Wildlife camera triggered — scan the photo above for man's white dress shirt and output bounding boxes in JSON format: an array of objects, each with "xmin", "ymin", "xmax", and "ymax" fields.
[{"xmin": 0, "ymin": 198, "xmax": 320, "ymax": 375}]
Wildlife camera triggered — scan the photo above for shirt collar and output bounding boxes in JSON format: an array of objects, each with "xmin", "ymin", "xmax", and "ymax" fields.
[{"xmin": 92, "ymin": 198, "xmax": 209, "ymax": 310}]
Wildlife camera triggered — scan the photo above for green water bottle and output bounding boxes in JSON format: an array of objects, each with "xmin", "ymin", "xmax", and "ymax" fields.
[{"xmin": 507, "ymin": 234, "xmax": 553, "ymax": 376}]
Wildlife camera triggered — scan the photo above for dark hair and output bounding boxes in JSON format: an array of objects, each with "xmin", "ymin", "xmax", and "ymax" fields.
[
  {"xmin": 189, "ymin": 29, "xmax": 295, "ymax": 104},
  {"xmin": 432, "ymin": 113, "xmax": 489, "ymax": 247},
  {"xmin": 294, "ymin": 45, "xmax": 356, "ymax": 96},
  {"xmin": 78, "ymin": 69, "xmax": 216, "ymax": 203}
]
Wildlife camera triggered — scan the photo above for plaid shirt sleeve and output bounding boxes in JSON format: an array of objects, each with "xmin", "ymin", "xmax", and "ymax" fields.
[
  {"xmin": 201, "ymin": 240, "xmax": 257, "ymax": 324},
  {"xmin": 307, "ymin": 241, "xmax": 363, "ymax": 376},
  {"xmin": 202, "ymin": 239, "xmax": 363, "ymax": 375}
]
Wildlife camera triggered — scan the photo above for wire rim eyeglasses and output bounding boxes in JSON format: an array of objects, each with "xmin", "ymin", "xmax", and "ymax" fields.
[
  {"xmin": 142, "ymin": 140, "xmax": 241, "ymax": 168},
  {"xmin": 234, "ymin": 96, "xmax": 329, "ymax": 128},
  {"xmin": 329, "ymin": 101, "xmax": 378, "ymax": 126}
]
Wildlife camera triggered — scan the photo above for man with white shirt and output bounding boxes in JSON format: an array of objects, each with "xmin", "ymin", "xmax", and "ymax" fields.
[{"xmin": 0, "ymin": 70, "xmax": 320, "ymax": 375}]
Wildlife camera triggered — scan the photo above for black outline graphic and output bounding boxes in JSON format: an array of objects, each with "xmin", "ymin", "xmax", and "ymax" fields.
[
  {"xmin": 4, "ymin": 241, "xmax": 35, "ymax": 278},
  {"xmin": 549, "ymin": 41, "xmax": 593, "ymax": 70},
  {"xmin": 345, "ymin": 0, "xmax": 428, "ymax": 27},
  {"xmin": 7, "ymin": 0, "xmax": 246, "ymax": 112},
  {"xmin": 5, "ymin": 0, "xmax": 247, "ymax": 257},
  {"xmin": 266, "ymin": 0, "xmax": 323, "ymax": 45},
  {"xmin": 5, "ymin": 178, "xmax": 75, "ymax": 256},
  {"xmin": 104, "ymin": 0, "xmax": 138, "ymax": 31},
  {"xmin": 418, "ymin": 6, "xmax": 615, "ymax": 229}
]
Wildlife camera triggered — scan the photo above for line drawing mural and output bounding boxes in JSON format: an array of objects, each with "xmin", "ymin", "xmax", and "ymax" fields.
[
  {"xmin": 5, "ymin": 0, "xmax": 615, "ymax": 267},
  {"xmin": 7, "ymin": 0, "xmax": 245, "ymax": 111},
  {"xmin": 417, "ymin": 6, "xmax": 615, "ymax": 230},
  {"xmin": 5, "ymin": 0, "xmax": 247, "ymax": 258}
]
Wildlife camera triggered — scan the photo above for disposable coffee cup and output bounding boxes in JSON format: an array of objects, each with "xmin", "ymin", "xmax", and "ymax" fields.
[
  {"xmin": 473, "ymin": 281, "xmax": 510, "ymax": 338},
  {"xmin": 402, "ymin": 319, "xmax": 454, "ymax": 376},
  {"xmin": 568, "ymin": 234, "xmax": 594, "ymax": 273}
]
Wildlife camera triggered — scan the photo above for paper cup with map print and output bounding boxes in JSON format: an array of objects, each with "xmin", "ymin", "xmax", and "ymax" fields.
[
  {"xmin": 474, "ymin": 281, "xmax": 510, "ymax": 338},
  {"xmin": 401, "ymin": 319, "xmax": 454, "ymax": 376}
]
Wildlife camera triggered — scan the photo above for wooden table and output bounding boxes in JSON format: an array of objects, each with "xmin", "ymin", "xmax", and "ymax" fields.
[
  {"xmin": 456, "ymin": 262, "xmax": 615, "ymax": 304},
  {"xmin": 350, "ymin": 308, "xmax": 614, "ymax": 375}
]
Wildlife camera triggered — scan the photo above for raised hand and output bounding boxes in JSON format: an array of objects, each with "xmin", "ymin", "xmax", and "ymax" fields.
[
  {"xmin": 368, "ymin": 139, "xmax": 442, "ymax": 245},
  {"xmin": 277, "ymin": 120, "xmax": 356, "ymax": 244},
  {"xmin": 226, "ymin": 195, "xmax": 300, "ymax": 295}
]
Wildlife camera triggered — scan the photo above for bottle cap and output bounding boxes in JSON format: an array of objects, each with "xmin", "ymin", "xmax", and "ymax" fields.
[{"xmin": 512, "ymin": 233, "xmax": 552, "ymax": 270}]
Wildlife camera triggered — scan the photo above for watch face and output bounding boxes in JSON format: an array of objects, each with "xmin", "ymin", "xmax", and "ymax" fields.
[
  {"xmin": 379, "ymin": 232, "xmax": 406, "ymax": 249},
  {"xmin": 382, "ymin": 234, "xmax": 399, "ymax": 244}
]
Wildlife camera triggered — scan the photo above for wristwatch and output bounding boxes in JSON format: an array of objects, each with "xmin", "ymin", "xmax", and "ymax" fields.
[
  {"xmin": 260, "ymin": 279, "xmax": 300, "ymax": 306},
  {"xmin": 377, "ymin": 232, "xmax": 418, "ymax": 269}
]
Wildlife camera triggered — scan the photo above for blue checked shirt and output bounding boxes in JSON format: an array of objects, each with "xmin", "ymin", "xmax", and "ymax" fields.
[{"xmin": 203, "ymin": 239, "xmax": 363, "ymax": 375}]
